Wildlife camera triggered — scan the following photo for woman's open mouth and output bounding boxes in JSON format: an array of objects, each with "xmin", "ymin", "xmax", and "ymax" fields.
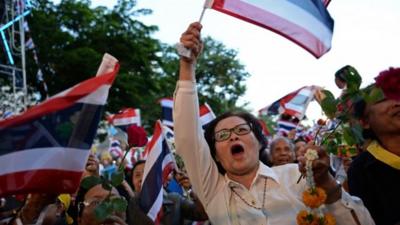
[{"xmin": 231, "ymin": 144, "xmax": 245, "ymax": 156}]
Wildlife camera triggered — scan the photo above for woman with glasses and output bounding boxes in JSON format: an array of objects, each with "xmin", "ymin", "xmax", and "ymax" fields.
[{"xmin": 173, "ymin": 22, "xmax": 375, "ymax": 225}]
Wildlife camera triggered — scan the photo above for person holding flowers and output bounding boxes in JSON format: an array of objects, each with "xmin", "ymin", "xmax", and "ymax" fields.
[
  {"xmin": 348, "ymin": 67, "xmax": 400, "ymax": 225},
  {"xmin": 173, "ymin": 22, "xmax": 375, "ymax": 225}
]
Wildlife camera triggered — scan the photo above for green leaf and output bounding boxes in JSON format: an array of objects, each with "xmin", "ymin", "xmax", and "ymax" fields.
[
  {"xmin": 80, "ymin": 176, "xmax": 101, "ymax": 190},
  {"xmin": 321, "ymin": 97, "xmax": 337, "ymax": 118},
  {"xmin": 101, "ymin": 180, "xmax": 113, "ymax": 191},
  {"xmin": 343, "ymin": 127, "xmax": 356, "ymax": 146},
  {"xmin": 111, "ymin": 197, "xmax": 128, "ymax": 212},
  {"xmin": 94, "ymin": 201, "xmax": 113, "ymax": 222},
  {"xmin": 326, "ymin": 140, "xmax": 338, "ymax": 155},
  {"xmin": 322, "ymin": 90, "xmax": 336, "ymax": 101},
  {"xmin": 366, "ymin": 87, "xmax": 385, "ymax": 104},
  {"xmin": 349, "ymin": 147, "xmax": 357, "ymax": 155},
  {"xmin": 111, "ymin": 171, "xmax": 124, "ymax": 187}
]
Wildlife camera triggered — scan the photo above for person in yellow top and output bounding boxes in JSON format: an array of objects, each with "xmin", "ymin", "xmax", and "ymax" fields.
[{"xmin": 348, "ymin": 67, "xmax": 400, "ymax": 225}]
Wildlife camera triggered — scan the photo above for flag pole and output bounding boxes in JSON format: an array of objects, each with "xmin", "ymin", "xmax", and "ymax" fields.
[
  {"xmin": 176, "ymin": 0, "xmax": 211, "ymax": 58},
  {"xmin": 198, "ymin": 7, "xmax": 207, "ymax": 23}
]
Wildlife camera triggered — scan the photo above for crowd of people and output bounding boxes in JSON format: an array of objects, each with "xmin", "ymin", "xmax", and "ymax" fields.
[{"xmin": 0, "ymin": 22, "xmax": 399, "ymax": 225}]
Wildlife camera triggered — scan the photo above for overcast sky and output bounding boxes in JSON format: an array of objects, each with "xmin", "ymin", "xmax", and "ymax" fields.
[{"xmin": 91, "ymin": 0, "xmax": 400, "ymax": 121}]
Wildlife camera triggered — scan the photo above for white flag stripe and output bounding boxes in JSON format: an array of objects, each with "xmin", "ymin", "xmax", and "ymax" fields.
[
  {"xmin": 161, "ymin": 120, "xmax": 174, "ymax": 127},
  {"xmin": 113, "ymin": 117, "xmax": 141, "ymax": 126},
  {"xmin": 52, "ymin": 84, "xmax": 111, "ymax": 106},
  {"xmin": 0, "ymin": 148, "xmax": 89, "ymax": 176},
  {"xmin": 142, "ymin": 135, "xmax": 163, "ymax": 178},
  {"xmin": 160, "ymin": 99, "xmax": 174, "ymax": 107},
  {"xmin": 225, "ymin": 0, "xmax": 332, "ymax": 48},
  {"xmin": 200, "ymin": 113, "xmax": 215, "ymax": 126},
  {"xmin": 77, "ymin": 85, "xmax": 111, "ymax": 105},
  {"xmin": 147, "ymin": 188, "xmax": 163, "ymax": 221}
]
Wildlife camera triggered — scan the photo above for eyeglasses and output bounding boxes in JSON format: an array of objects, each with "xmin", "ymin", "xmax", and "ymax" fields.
[
  {"xmin": 214, "ymin": 123, "xmax": 251, "ymax": 142},
  {"xmin": 83, "ymin": 199, "xmax": 102, "ymax": 207}
]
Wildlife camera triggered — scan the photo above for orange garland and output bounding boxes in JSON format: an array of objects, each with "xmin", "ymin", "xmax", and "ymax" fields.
[
  {"xmin": 297, "ymin": 149, "xmax": 336, "ymax": 225},
  {"xmin": 302, "ymin": 187, "xmax": 327, "ymax": 209},
  {"xmin": 297, "ymin": 210, "xmax": 336, "ymax": 225}
]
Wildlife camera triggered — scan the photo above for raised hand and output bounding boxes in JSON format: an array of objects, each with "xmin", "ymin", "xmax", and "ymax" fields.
[{"xmin": 179, "ymin": 22, "xmax": 203, "ymax": 64}]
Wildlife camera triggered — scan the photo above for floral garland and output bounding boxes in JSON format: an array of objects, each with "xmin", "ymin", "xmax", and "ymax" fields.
[{"xmin": 296, "ymin": 149, "xmax": 336, "ymax": 225}]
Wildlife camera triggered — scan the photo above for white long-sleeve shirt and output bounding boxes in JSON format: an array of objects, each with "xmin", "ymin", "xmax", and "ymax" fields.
[{"xmin": 173, "ymin": 80, "xmax": 375, "ymax": 225}]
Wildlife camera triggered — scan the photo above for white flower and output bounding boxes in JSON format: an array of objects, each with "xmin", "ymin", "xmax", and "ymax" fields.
[{"xmin": 305, "ymin": 149, "xmax": 319, "ymax": 161}]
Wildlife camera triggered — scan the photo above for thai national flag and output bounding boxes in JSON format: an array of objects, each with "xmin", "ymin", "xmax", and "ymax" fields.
[
  {"xmin": 0, "ymin": 64, "xmax": 119, "ymax": 197},
  {"xmin": 159, "ymin": 98, "xmax": 174, "ymax": 127},
  {"xmin": 160, "ymin": 98, "xmax": 216, "ymax": 128},
  {"xmin": 206, "ymin": 0, "xmax": 334, "ymax": 58},
  {"xmin": 277, "ymin": 119, "xmax": 298, "ymax": 136},
  {"xmin": 199, "ymin": 103, "xmax": 216, "ymax": 128},
  {"xmin": 139, "ymin": 120, "xmax": 174, "ymax": 223},
  {"xmin": 109, "ymin": 108, "xmax": 141, "ymax": 128},
  {"xmin": 259, "ymin": 86, "xmax": 316, "ymax": 120}
]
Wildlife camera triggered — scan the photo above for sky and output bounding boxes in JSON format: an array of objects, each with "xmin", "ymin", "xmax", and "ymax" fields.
[{"xmin": 92, "ymin": 0, "xmax": 400, "ymax": 121}]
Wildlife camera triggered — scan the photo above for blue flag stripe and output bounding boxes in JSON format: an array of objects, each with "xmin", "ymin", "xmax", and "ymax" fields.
[
  {"xmin": 139, "ymin": 140, "xmax": 170, "ymax": 212},
  {"xmin": 161, "ymin": 106, "xmax": 173, "ymax": 125},
  {"xmin": 0, "ymin": 103, "xmax": 103, "ymax": 156},
  {"xmin": 286, "ymin": 0, "xmax": 333, "ymax": 29}
]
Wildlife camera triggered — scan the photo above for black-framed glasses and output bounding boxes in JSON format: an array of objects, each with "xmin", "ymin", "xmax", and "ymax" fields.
[{"xmin": 214, "ymin": 123, "xmax": 251, "ymax": 142}]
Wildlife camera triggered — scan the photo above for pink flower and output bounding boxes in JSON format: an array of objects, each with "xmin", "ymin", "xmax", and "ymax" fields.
[
  {"xmin": 126, "ymin": 125, "xmax": 148, "ymax": 147},
  {"xmin": 374, "ymin": 67, "xmax": 400, "ymax": 101}
]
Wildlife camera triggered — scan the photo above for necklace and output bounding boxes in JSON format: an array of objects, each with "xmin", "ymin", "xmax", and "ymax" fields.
[{"xmin": 230, "ymin": 177, "xmax": 268, "ymax": 216}]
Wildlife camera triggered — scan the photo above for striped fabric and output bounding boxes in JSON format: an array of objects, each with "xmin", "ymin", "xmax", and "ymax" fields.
[
  {"xmin": 277, "ymin": 119, "xmax": 297, "ymax": 136},
  {"xmin": 199, "ymin": 103, "xmax": 216, "ymax": 128},
  {"xmin": 160, "ymin": 99, "xmax": 216, "ymax": 128},
  {"xmin": 259, "ymin": 86, "xmax": 316, "ymax": 120},
  {"xmin": 208, "ymin": 0, "xmax": 334, "ymax": 58},
  {"xmin": 110, "ymin": 108, "xmax": 141, "ymax": 127},
  {"xmin": 0, "ymin": 64, "xmax": 119, "ymax": 197},
  {"xmin": 139, "ymin": 120, "xmax": 175, "ymax": 223},
  {"xmin": 159, "ymin": 98, "xmax": 174, "ymax": 127}
]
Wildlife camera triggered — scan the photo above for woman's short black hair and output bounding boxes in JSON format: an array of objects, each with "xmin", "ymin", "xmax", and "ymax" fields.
[
  {"xmin": 352, "ymin": 92, "xmax": 378, "ymax": 140},
  {"xmin": 131, "ymin": 160, "xmax": 146, "ymax": 174},
  {"xmin": 203, "ymin": 111, "xmax": 268, "ymax": 174}
]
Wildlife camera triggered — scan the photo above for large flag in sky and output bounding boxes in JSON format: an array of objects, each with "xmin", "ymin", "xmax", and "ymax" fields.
[
  {"xmin": 259, "ymin": 86, "xmax": 316, "ymax": 120},
  {"xmin": 139, "ymin": 120, "xmax": 175, "ymax": 224},
  {"xmin": 160, "ymin": 98, "xmax": 216, "ymax": 128},
  {"xmin": 0, "ymin": 57, "xmax": 119, "ymax": 197},
  {"xmin": 206, "ymin": 0, "xmax": 334, "ymax": 58}
]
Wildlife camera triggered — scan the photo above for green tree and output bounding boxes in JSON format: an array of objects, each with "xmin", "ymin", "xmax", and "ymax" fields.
[{"xmin": 26, "ymin": 0, "xmax": 250, "ymax": 130}]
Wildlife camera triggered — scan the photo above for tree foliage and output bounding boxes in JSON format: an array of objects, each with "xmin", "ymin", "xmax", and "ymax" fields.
[{"xmin": 26, "ymin": 0, "xmax": 250, "ymax": 130}]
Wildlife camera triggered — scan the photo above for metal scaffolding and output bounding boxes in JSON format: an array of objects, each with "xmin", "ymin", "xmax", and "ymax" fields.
[{"xmin": 0, "ymin": 0, "xmax": 31, "ymax": 109}]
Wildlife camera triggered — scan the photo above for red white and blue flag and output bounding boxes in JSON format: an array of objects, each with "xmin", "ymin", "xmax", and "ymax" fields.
[
  {"xmin": 160, "ymin": 98, "xmax": 216, "ymax": 128},
  {"xmin": 259, "ymin": 86, "xmax": 316, "ymax": 120},
  {"xmin": 276, "ymin": 119, "xmax": 298, "ymax": 136},
  {"xmin": 199, "ymin": 103, "xmax": 216, "ymax": 128},
  {"xmin": 206, "ymin": 0, "xmax": 334, "ymax": 58},
  {"xmin": 109, "ymin": 108, "xmax": 141, "ymax": 128},
  {"xmin": 139, "ymin": 120, "xmax": 175, "ymax": 223},
  {"xmin": 0, "ymin": 64, "xmax": 119, "ymax": 197},
  {"xmin": 159, "ymin": 98, "xmax": 174, "ymax": 127}
]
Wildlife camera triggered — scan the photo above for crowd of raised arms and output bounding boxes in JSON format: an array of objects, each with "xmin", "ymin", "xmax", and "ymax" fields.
[{"xmin": 0, "ymin": 22, "xmax": 399, "ymax": 225}]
